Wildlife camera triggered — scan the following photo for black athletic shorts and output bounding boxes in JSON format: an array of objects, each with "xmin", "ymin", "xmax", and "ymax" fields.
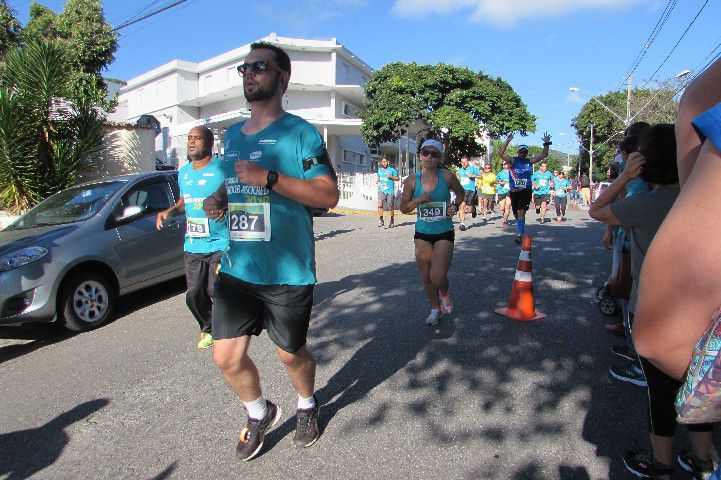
[
  {"xmin": 211, "ymin": 273, "xmax": 314, "ymax": 353},
  {"xmin": 414, "ymin": 230, "xmax": 455, "ymax": 244},
  {"xmin": 534, "ymin": 194, "xmax": 551, "ymax": 205},
  {"xmin": 462, "ymin": 189, "xmax": 477, "ymax": 205},
  {"xmin": 497, "ymin": 193, "xmax": 508, "ymax": 202},
  {"xmin": 509, "ymin": 189, "xmax": 532, "ymax": 215}
]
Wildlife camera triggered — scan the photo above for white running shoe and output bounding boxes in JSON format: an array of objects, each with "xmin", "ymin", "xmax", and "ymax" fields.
[
  {"xmin": 425, "ymin": 309, "xmax": 441, "ymax": 326},
  {"xmin": 439, "ymin": 294, "xmax": 453, "ymax": 315}
]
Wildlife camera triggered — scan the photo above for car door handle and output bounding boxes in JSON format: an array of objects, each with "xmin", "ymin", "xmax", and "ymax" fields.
[{"xmin": 166, "ymin": 220, "xmax": 181, "ymax": 230}]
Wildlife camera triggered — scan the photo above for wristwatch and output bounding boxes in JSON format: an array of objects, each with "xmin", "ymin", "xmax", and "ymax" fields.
[{"xmin": 266, "ymin": 170, "xmax": 279, "ymax": 190}]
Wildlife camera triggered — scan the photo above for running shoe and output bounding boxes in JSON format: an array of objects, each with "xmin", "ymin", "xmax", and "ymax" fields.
[
  {"xmin": 623, "ymin": 450, "xmax": 673, "ymax": 479},
  {"xmin": 378, "ymin": 219, "xmax": 384, "ymax": 227},
  {"xmin": 678, "ymin": 450, "xmax": 715, "ymax": 480},
  {"xmin": 439, "ymin": 293, "xmax": 453, "ymax": 315},
  {"xmin": 502, "ymin": 221, "xmax": 509, "ymax": 227},
  {"xmin": 610, "ymin": 363, "xmax": 647, "ymax": 387},
  {"xmin": 459, "ymin": 223, "xmax": 467, "ymax": 231},
  {"xmin": 388, "ymin": 218, "xmax": 394, "ymax": 228},
  {"xmin": 236, "ymin": 400, "xmax": 282, "ymax": 462},
  {"xmin": 605, "ymin": 323, "xmax": 626, "ymax": 337},
  {"xmin": 482, "ymin": 217, "xmax": 488, "ymax": 223},
  {"xmin": 471, "ymin": 206, "xmax": 477, "ymax": 218},
  {"xmin": 294, "ymin": 396, "xmax": 320, "ymax": 448},
  {"xmin": 514, "ymin": 234, "xmax": 522, "ymax": 244},
  {"xmin": 555, "ymin": 218, "xmax": 562, "ymax": 223},
  {"xmin": 197, "ymin": 332, "xmax": 213, "ymax": 350},
  {"xmin": 425, "ymin": 309, "xmax": 440, "ymax": 326},
  {"xmin": 611, "ymin": 344, "xmax": 636, "ymax": 362}
]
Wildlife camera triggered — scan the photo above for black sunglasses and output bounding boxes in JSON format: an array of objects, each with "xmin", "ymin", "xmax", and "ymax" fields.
[
  {"xmin": 420, "ymin": 148, "xmax": 441, "ymax": 159},
  {"xmin": 237, "ymin": 60, "xmax": 275, "ymax": 76}
]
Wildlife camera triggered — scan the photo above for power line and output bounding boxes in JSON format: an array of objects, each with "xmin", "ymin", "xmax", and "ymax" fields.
[
  {"xmin": 112, "ymin": 0, "xmax": 191, "ymax": 32},
  {"xmin": 640, "ymin": 0, "xmax": 709, "ymax": 89},
  {"xmin": 618, "ymin": 0, "xmax": 678, "ymax": 89},
  {"xmin": 118, "ymin": 0, "xmax": 201, "ymax": 39},
  {"xmin": 111, "ymin": 0, "xmax": 167, "ymax": 30}
]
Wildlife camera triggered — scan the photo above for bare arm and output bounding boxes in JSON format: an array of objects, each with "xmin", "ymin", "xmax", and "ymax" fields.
[
  {"xmin": 588, "ymin": 152, "xmax": 645, "ymax": 225},
  {"xmin": 156, "ymin": 196, "xmax": 185, "ymax": 230},
  {"xmin": 499, "ymin": 133, "xmax": 514, "ymax": 163},
  {"xmin": 234, "ymin": 160, "xmax": 339, "ymax": 209},
  {"xmin": 530, "ymin": 132, "xmax": 552, "ymax": 163},
  {"xmin": 400, "ymin": 176, "xmax": 430, "ymax": 214}
]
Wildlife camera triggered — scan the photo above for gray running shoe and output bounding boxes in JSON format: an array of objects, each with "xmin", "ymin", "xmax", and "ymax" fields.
[
  {"xmin": 236, "ymin": 400, "xmax": 282, "ymax": 462},
  {"xmin": 293, "ymin": 396, "xmax": 320, "ymax": 448}
]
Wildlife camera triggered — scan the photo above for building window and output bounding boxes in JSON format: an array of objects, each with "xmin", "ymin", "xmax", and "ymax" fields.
[
  {"xmin": 342, "ymin": 149, "xmax": 367, "ymax": 166},
  {"xmin": 342, "ymin": 101, "xmax": 359, "ymax": 118},
  {"xmin": 342, "ymin": 62, "xmax": 350, "ymax": 80}
]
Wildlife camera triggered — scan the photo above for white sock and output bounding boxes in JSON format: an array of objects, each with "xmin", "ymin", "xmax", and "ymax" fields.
[
  {"xmin": 244, "ymin": 396, "xmax": 268, "ymax": 420},
  {"xmin": 298, "ymin": 394, "xmax": 316, "ymax": 410}
]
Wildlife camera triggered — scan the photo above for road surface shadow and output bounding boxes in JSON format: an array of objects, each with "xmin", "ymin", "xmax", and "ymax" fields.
[
  {"xmin": 0, "ymin": 398, "xmax": 109, "ymax": 480},
  {"xmin": 0, "ymin": 277, "xmax": 186, "ymax": 364}
]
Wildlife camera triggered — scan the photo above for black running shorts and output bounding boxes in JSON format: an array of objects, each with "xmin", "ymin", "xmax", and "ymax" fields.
[
  {"xmin": 509, "ymin": 189, "xmax": 532, "ymax": 216},
  {"xmin": 534, "ymin": 194, "xmax": 551, "ymax": 205},
  {"xmin": 462, "ymin": 190, "xmax": 477, "ymax": 205},
  {"xmin": 414, "ymin": 230, "xmax": 455, "ymax": 245},
  {"xmin": 212, "ymin": 273, "xmax": 314, "ymax": 353},
  {"xmin": 497, "ymin": 193, "xmax": 508, "ymax": 202}
]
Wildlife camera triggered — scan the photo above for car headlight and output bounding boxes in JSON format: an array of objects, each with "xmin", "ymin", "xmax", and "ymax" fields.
[{"xmin": 0, "ymin": 246, "xmax": 50, "ymax": 273}]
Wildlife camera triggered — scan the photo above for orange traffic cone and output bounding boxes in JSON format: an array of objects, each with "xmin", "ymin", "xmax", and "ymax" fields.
[{"xmin": 496, "ymin": 236, "xmax": 546, "ymax": 321}]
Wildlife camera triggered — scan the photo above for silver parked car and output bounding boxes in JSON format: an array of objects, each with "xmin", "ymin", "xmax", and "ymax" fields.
[{"xmin": 0, "ymin": 172, "xmax": 186, "ymax": 331}]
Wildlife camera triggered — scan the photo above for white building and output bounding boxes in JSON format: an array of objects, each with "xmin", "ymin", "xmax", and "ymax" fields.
[{"xmin": 115, "ymin": 33, "xmax": 417, "ymax": 179}]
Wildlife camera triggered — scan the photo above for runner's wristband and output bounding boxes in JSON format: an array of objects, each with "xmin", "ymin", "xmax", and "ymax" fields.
[
  {"xmin": 266, "ymin": 170, "xmax": 279, "ymax": 190},
  {"xmin": 543, "ymin": 142, "xmax": 552, "ymax": 147}
]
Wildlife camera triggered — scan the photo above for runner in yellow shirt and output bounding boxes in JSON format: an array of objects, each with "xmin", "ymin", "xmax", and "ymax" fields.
[{"xmin": 477, "ymin": 164, "xmax": 497, "ymax": 222}]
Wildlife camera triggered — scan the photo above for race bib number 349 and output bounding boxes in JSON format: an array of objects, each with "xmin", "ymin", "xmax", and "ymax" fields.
[
  {"xmin": 228, "ymin": 203, "xmax": 271, "ymax": 241},
  {"xmin": 419, "ymin": 201, "xmax": 447, "ymax": 222}
]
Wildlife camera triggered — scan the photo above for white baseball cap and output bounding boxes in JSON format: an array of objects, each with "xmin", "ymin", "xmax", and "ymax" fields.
[{"xmin": 420, "ymin": 139, "xmax": 444, "ymax": 154}]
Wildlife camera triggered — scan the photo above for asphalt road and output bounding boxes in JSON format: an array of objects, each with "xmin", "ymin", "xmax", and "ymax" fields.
[{"xmin": 0, "ymin": 207, "xmax": 706, "ymax": 479}]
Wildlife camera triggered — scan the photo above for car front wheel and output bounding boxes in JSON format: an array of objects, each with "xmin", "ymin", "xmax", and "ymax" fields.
[{"xmin": 60, "ymin": 271, "xmax": 116, "ymax": 332}]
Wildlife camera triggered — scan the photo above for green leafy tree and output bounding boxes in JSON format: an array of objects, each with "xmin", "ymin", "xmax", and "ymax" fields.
[
  {"xmin": 21, "ymin": 2, "xmax": 58, "ymax": 43},
  {"xmin": 571, "ymin": 84, "xmax": 679, "ymax": 176},
  {"xmin": 0, "ymin": 40, "xmax": 103, "ymax": 213},
  {"xmin": 360, "ymin": 62, "xmax": 536, "ymax": 165},
  {"xmin": 0, "ymin": 0, "xmax": 21, "ymax": 59}
]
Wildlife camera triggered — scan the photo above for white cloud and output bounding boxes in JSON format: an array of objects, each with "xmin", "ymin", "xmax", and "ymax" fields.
[
  {"xmin": 566, "ymin": 91, "xmax": 586, "ymax": 105},
  {"xmin": 391, "ymin": 0, "xmax": 648, "ymax": 25}
]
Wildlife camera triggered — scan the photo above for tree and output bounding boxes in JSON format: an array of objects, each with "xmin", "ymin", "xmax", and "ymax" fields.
[
  {"xmin": 21, "ymin": 0, "xmax": 117, "ymax": 108},
  {"xmin": 0, "ymin": 40, "xmax": 104, "ymax": 213},
  {"xmin": 0, "ymin": 0, "xmax": 21, "ymax": 59},
  {"xmin": 360, "ymin": 62, "xmax": 536, "ymax": 165},
  {"xmin": 571, "ymin": 83, "xmax": 679, "ymax": 176}
]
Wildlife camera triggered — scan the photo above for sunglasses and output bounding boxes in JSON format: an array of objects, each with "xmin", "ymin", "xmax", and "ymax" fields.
[
  {"xmin": 237, "ymin": 60, "xmax": 276, "ymax": 76},
  {"xmin": 420, "ymin": 149, "xmax": 441, "ymax": 159}
]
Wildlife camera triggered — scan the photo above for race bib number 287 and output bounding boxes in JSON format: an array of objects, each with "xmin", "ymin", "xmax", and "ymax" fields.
[{"xmin": 228, "ymin": 203, "xmax": 271, "ymax": 241}]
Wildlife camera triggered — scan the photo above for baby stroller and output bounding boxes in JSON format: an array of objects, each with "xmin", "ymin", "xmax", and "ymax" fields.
[{"xmin": 596, "ymin": 284, "xmax": 621, "ymax": 316}]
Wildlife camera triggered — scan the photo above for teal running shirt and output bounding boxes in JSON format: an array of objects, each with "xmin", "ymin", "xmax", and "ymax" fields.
[
  {"xmin": 178, "ymin": 158, "xmax": 229, "ymax": 254},
  {"xmin": 378, "ymin": 167, "xmax": 398, "ymax": 194},
  {"xmin": 458, "ymin": 166, "xmax": 480, "ymax": 191},
  {"xmin": 414, "ymin": 170, "xmax": 453, "ymax": 235},
  {"xmin": 496, "ymin": 170, "xmax": 510, "ymax": 195},
  {"xmin": 220, "ymin": 113, "xmax": 333, "ymax": 285},
  {"xmin": 554, "ymin": 178, "xmax": 571, "ymax": 197},
  {"xmin": 532, "ymin": 170, "xmax": 554, "ymax": 194}
]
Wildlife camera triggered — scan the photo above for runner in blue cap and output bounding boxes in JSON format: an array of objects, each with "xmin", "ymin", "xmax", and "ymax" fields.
[{"xmin": 498, "ymin": 132, "xmax": 552, "ymax": 243}]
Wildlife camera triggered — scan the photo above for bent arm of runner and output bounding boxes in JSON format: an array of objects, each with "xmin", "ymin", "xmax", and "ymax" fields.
[
  {"xmin": 444, "ymin": 170, "xmax": 465, "ymax": 217},
  {"xmin": 499, "ymin": 134, "xmax": 514, "ymax": 163},
  {"xmin": 400, "ymin": 176, "xmax": 430, "ymax": 214},
  {"xmin": 235, "ymin": 160, "xmax": 339, "ymax": 209},
  {"xmin": 156, "ymin": 196, "xmax": 185, "ymax": 230},
  {"xmin": 203, "ymin": 184, "xmax": 228, "ymax": 220},
  {"xmin": 530, "ymin": 132, "xmax": 552, "ymax": 163}
]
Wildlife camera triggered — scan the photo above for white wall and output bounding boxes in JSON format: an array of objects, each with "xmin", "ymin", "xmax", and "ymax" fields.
[
  {"xmin": 290, "ymin": 51, "xmax": 334, "ymax": 85},
  {"xmin": 336, "ymin": 55, "xmax": 369, "ymax": 86},
  {"xmin": 286, "ymin": 91, "xmax": 332, "ymax": 119}
]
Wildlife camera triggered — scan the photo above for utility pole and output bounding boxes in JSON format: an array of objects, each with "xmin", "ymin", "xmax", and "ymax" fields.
[
  {"xmin": 589, "ymin": 124, "xmax": 594, "ymax": 186},
  {"xmin": 626, "ymin": 75, "xmax": 632, "ymax": 128}
]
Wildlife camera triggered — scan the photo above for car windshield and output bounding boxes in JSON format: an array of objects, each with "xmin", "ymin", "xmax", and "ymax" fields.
[{"xmin": 8, "ymin": 181, "xmax": 124, "ymax": 230}]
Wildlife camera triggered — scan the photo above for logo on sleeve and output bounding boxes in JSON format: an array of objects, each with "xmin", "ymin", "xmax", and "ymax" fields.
[{"xmin": 249, "ymin": 151, "xmax": 262, "ymax": 161}]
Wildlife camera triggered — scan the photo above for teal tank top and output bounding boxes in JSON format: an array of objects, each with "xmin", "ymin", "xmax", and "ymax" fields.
[{"xmin": 414, "ymin": 169, "xmax": 453, "ymax": 234}]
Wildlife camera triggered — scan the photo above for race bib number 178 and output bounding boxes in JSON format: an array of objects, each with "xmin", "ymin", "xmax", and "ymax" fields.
[{"xmin": 228, "ymin": 203, "xmax": 271, "ymax": 241}]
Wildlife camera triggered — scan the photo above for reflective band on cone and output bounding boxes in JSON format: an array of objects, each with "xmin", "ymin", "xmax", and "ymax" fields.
[{"xmin": 495, "ymin": 236, "xmax": 546, "ymax": 321}]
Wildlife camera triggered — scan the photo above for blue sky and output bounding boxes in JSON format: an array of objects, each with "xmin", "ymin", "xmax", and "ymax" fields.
[{"xmin": 9, "ymin": 0, "xmax": 721, "ymax": 152}]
